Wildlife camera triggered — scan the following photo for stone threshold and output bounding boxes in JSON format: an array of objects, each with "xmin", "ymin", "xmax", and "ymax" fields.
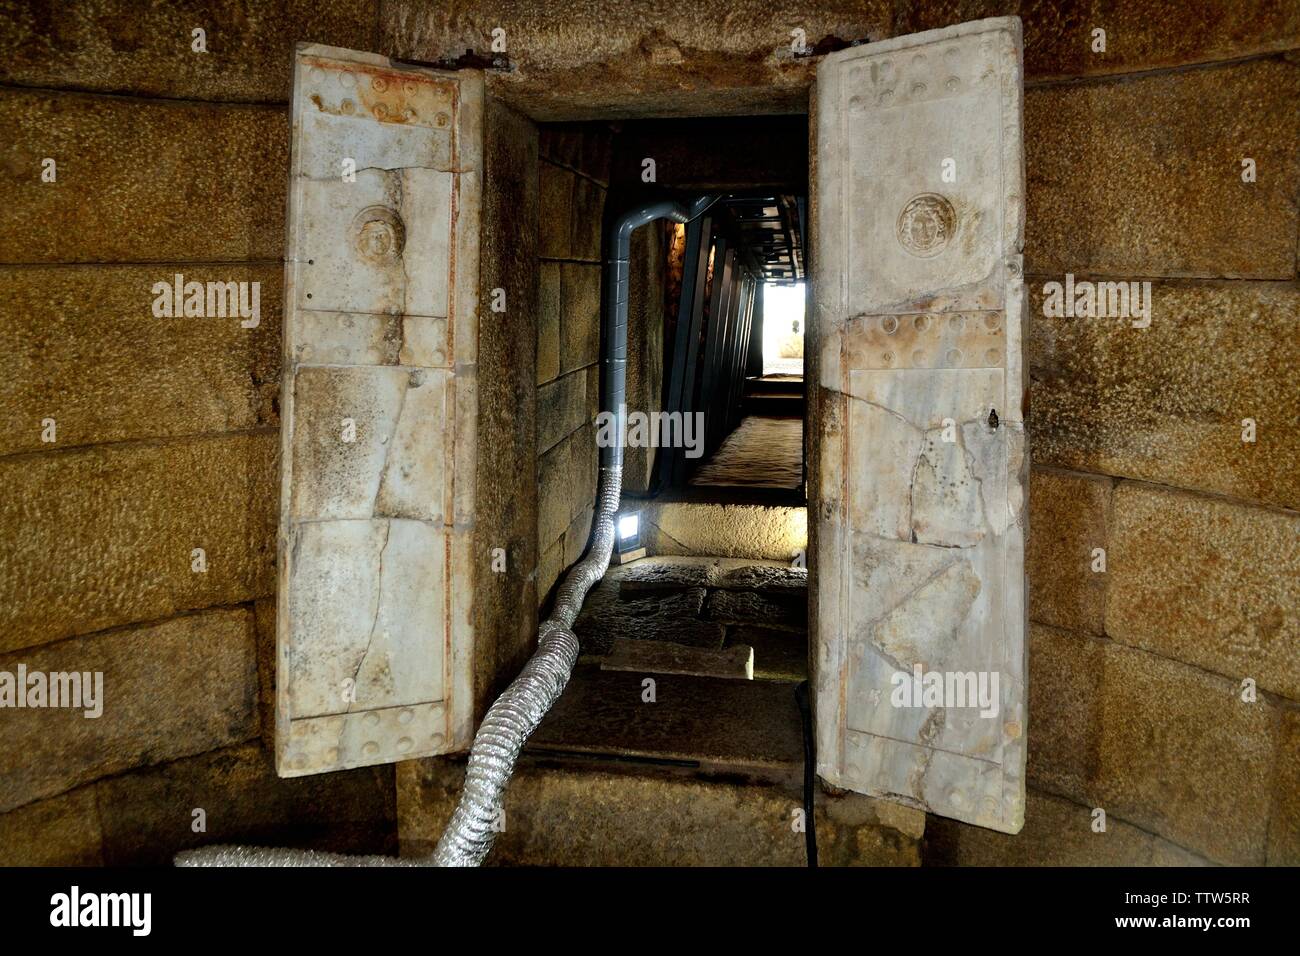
[{"xmin": 526, "ymin": 663, "xmax": 805, "ymax": 782}]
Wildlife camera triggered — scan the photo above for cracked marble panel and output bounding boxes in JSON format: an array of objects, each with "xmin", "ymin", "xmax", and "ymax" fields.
[
  {"xmin": 297, "ymin": 167, "xmax": 452, "ymax": 318},
  {"xmin": 846, "ymin": 368, "xmax": 1003, "ymax": 546},
  {"xmin": 278, "ymin": 45, "xmax": 481, "ymax": 776},
  {"xmin": 287, "ymin": 310, "xmax": 451, "ymax": 368},
  {"xmin": 814, "ymin": 18, "xmax": 1026, "ymax": 834},
  {"xmin": 287, "ymin": 518, "xmax": 445, "ymax": 719},
  {"xmin": 846, "ymin": 535, "xmax": 1003, "ymax": 760},
  {"xmin": 289, "ymin": 365, "xmax": 447, "ymax": 523},
  {"xmin": 295, "ymin": 68, "xmax": 457, "ymax": 179},
  {"xmin": 839, "ymin": 26, "xmax": 1017, "ymax": 316}
]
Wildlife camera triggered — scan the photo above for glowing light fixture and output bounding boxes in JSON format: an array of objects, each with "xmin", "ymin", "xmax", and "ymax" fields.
[
  {"xmin": 614, "ymin": 511, "xmax": 645, "ymax": 564},
  {"xmin": 618, "ymin": 513, "xmax": 639, "ymax": 542}
]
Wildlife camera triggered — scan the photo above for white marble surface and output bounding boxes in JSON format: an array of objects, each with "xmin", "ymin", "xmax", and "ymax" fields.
[
  {"xmin": 812, "ymin": 18, "xmax": 1027, "ymax": 833},
  {"xmin": 277, "ymin": 45, "xmax": 481, "ymax": 777}
]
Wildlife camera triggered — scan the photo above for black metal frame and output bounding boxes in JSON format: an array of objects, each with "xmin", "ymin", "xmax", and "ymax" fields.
[{"xmin": 657, "ymin": 192, "xmax": 805, "ymax": 492}]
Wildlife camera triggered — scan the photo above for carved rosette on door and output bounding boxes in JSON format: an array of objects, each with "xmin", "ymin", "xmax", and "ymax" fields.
[
  {"xmin": 812, "ymin": 18, "xmax": 1028, "ymax": 832},
  {"xmin": 277, "ymin": 45, "xmax": 481, "ymax": 777}
]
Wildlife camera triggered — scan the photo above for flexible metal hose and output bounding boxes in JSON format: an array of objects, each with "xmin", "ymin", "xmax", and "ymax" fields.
[{"xmin": 430, "ymin": 466, "xmax": 620, "ymax": 865}]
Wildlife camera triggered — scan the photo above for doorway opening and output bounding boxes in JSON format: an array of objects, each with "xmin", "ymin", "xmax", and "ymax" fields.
[
  {"xmin": 689, "ymin": 279, "xmax": 805, "ymax": 495},
  {"xmin": 531, "ymin": 114, "xmax": 812, "ymax": 782},
  {"xmin": 762, "ymin": 282, "xmax": 805, "ymax": 378},
  {"xmin": 659, "ymin": 192, "xmax": 808, "ymax": 502}
]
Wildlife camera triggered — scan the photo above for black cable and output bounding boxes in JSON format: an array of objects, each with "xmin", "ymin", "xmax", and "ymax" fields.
[{"xmin": 794, "ymin": 680, "xmax": 818, "ymax": 867}]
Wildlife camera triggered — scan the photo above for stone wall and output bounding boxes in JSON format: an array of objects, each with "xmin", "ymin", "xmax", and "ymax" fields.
[
  {"xmin": 0, "ymin": 2, "xmax": 397, "ymax": 865},
  {"xmin": 535, "ymin": 126, "xmax": 610, "ymax": 604},
  {"xmin": 473, "ymin": 98, "xmax": 543, "ymax": 711}
]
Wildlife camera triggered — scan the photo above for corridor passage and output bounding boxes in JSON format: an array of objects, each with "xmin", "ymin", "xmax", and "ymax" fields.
[{"xmin": 689, "ymin": 415, "xmax": 802, "ymax": 491}]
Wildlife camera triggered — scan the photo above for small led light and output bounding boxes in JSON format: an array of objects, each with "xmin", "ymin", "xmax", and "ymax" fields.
[{"xmin": 613, "ymin": 512, "xmax": 644, "ymax": 564}]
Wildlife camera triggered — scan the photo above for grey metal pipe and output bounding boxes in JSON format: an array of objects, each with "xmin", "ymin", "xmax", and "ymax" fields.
[
  {"xmin": 177, "ymin": 194, "xmax": 716, "ymax": 868},
  {"xmin": 602, "ymin": 195, "xmax": 718, "ymax": 468},
  {"xmin": 433, "ymin": 193, "xmax": 717, "ymax": 865}
]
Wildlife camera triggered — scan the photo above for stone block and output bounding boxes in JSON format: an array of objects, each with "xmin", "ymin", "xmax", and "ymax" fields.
[
  {"xmin": 642, "ymin": 500, "xmax": 808, "ymax": 562},
  {"xmin": 1107, "ymin": 482, "xmax": 1300, "ymax": 699},
  {"xmin": 540, "ymin": 124, "xmax": 612, "ymax": 184},
  {"xmin": 1025, "ymin": 58, "xmax": 1299, "ymax": 278},
  {"xmin": 1026, "ymin": 623, "xmax": 1102, "ymax": 798},
  {"xmin": 566, "ymin": 420, "xmax": 597, "ymax": 514},
  {"xmin": 538, "ymin": 162, "xmax": 573, "ymax": 259},
  {"xmin": 0, "ymin": 607, "xmax": 258, "ymax": 813},
  {"xmin": 925, "ymin": 787, "xmax": 1210, "ymax": 866},
  {"xmin": 0, "ymin": 432, "xmax": 277, "ymax": 653},
  {"xmin": 531, "ymin": 664, "xmax": 803, "ymax": 768},
  {"xmin": 0, "ymin": 264, "xmax": 280, "ymax": 456},
  {"xmin": 96, "ymin": 743, "xmax": 396, "ymax": 865},
  {"xmin": 574, "ymin": 588, "xmax": 722, "ymax": 654},
  {"xmin": 473, "ymin": 96, "xmax": 540, "ymax": 719},
  {"xmin": 0, "ymin": 786, "xmax": 103, "ymax": 866},
  {"xmin": 1267, "ymin": 707, "xmax": 1300, "ymax": 865},
  {"xmin": 613, "ymin": 556, "xmax": 802, "ymax": 596},
  {"xmin": 536, "ymin": 367, "xmax": 588, "ymax": 453},
  {"xmin": 563, "ymin": 502, "xmax": 593, "ymax": 567},
  {"xmin": 398, "ymin": 756, "xmax": 921, "ymax": 866},
  {"xmin": 569, "ymin": 174, "xmax": 605, "ymax": 261},
  {"xmin": 381, "ymin": 0, "xmax": 892, "ymax": 120},
  {"xmin": 585, "ymin": 363, "xmax": 600, "ymax": 419},
  {"xmin": 707, "ymin": 589, "xmax": 807, "ymax": 632},
  {"xmin": 1027, "ymin": 468, "xmax": 1111, "ymax": 634},
  {"xmin": 0, "ymin": 89, "xmax": 288, "ymax": 263},
  {"xmin": 537, "ymin": 261, "xmax": 561, "ymax": 384},
  {"xmin": 1096, "ymin": 641, "xmax": 1274, "ymax": 864},
  {"xmin": 539, "ymin": 125, "xmax": 582, "ymax": 170},
  {"xmin": 537, "ymin": 436, "xmax": 571, "ymax": 550},
  {"xmin": 537, "ymin": 537, "xmax": 563, "ymax": 609},
  {"xmin": 559, "ymin": 262, "xmax": 601, "ymax": 374},
  {"xmin": 601, "ymin": 638, "xmax": 753, "ymax": 680},
  {"xmin": 618, "ymin": 557, "xmax": 717, "ymax": 594},
  {"xmin": 1029, "ymin": 281, "xmax": 1300, "ymax": 509},
  {"xmin": 727, "ymin": 625, "xmax": 807, "ymax": 682},
  {"xmin": 715, "ymin": 564, "xmax": 808, "ymax": 591},
  {"xmin": 894, "ymin": 0, "xmax": 1300, "ymax": 79},
  {"xmin": 0, "ymin": 0, "xmax": 379, "ymax": 102},
  {"xmin": 254, "ymin": 598, "xmax": 276, "ymax": 745}
]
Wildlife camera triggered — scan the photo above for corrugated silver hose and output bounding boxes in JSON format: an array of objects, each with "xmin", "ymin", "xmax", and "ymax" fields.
[
  {"xmin": 429, "ymin": 196, "xmax": 715, "ymax": 866},
  {"xmin": 431, "ymin": 466, "xmax": 620, "ymax": 866},
  {"xmin": 176, "ymin": 194, "xmax": 714, "ymax": 868}
]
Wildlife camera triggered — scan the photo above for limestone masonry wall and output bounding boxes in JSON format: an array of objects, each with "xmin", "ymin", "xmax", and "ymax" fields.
[
  {"xmin": 535, "ymin": 125, "xmax": 609, "ymax": 606},
  {"xmin": 0, "ymin": 1, "xmax": 394, "ymax": 865}
]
